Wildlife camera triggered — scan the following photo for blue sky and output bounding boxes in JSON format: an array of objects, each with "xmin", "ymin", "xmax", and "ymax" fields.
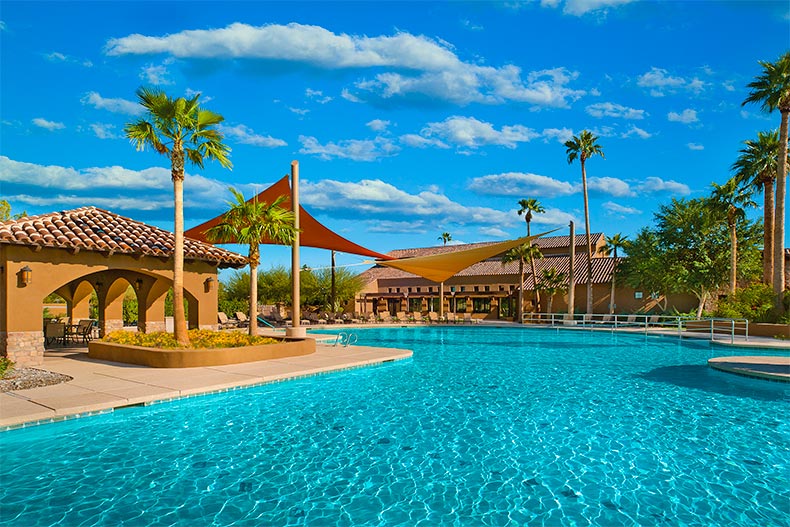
[{"xmin": 1, "ymin": 1, "xmax": 788, "ymax": 272}]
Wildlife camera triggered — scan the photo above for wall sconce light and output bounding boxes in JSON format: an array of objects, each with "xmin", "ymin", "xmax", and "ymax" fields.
[
  {"xmin": 20, "ymin": 266, "xmax": 32, "ymax": 285},
  {"xmin": 134, "ymin": 278, "xmax": 144, "ymax": 291},
  {"xmin": 204, "ymin": 277, "xmax": 214, "ymax": 293}
]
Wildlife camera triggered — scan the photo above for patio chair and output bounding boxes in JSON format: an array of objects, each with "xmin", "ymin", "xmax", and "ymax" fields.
[
  {"xmin": 217, "ymin": 312, "xmax": 238, "ymax": 329},
  {"xmin": 396, "ymin": 312, "xmax": 410, "ymax": 324},
  {"xmin": 234, "ymin": 312, "xmax": 250, "ymax": 328},
  {"xmin": 411, "ymin": 311, "xmax": 424, "ymax": 323},
  {"xmin": 45, "ymin": 322, "xmax": 66, "ymax": 346},
  {"xmin": 378, "ymin": 313, "xmax": 394, "ymax": 323},
  {"xmin": 446, "ymin": 312, "xmax": 457, "ymax": 324},
  {"xmin": 72, "ymin": 319, "xmax": 95, "ymax": 345},
  {"xmin": 463, "ymin": 313, "xmax": 473, "ymax": 324},
  {"xmin": 428, "ymin": 312, "xmax": 440, "ymax": 323}
]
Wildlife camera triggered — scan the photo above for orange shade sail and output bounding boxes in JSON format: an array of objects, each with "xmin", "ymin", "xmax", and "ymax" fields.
[
  {"xmin": 185, "ymin": 175, "xmax": 394, "ymax": 260},
  {"xmin": 375, "ymin": 230, "xmax": 558, "ymax": 283}
]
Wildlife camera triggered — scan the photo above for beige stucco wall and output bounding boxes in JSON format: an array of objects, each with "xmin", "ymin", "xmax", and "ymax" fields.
[{"xmin": 1, "ymin": 244, "xmax": 222, "ymax": 366}]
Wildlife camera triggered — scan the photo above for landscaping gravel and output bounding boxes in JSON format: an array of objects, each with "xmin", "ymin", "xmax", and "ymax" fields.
[{"xmin": 0, "ymin": 368, "xmax": 72, "ymax": 392}]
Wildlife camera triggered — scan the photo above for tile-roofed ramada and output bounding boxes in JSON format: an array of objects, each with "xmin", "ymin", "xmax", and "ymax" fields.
[{"xmin": 0, "ymin": 207, "xmax": 247, "ymax": 268}]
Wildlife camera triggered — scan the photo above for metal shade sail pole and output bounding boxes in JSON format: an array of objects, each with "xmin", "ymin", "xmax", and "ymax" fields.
[{"xmin": 287, "ymin": 160, "xmax": 306, "ymax": 338}]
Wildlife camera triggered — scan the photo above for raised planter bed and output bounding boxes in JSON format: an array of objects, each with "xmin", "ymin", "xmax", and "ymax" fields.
[
  {"xmin": 749, "ymin": 323, "xmax": 790, "ymax": 339},
  {"xmin": 88, "ymin": 337, "xmax": 316, "ymax": 368}
]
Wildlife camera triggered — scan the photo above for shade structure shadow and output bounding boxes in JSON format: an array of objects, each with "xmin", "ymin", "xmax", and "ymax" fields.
[{"xmin": 637, "ymin": 364, "xmax": 789, "ymax": 402}]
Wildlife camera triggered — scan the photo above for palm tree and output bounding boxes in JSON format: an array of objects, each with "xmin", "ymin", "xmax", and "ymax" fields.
[
  {"xmin": 565, "ymin": 130, "xmax": 605, "ymax": 314},
  {"xmin": 710, "ymin": 179, "xmax": 756, "ymax": 294},
  {"xmin": 438, "ymin": 232, "xmax": 452, "ymax": 246},
  {"xmin": 125, "ymin": 87, "xmax": 232, "ymax": 345},
  {"xmin": 731, "ymin": 130, "xmax": 784, "ymax": 285},
  {"xmin": 537, "ymin": 267, "xmax": 568, "ymax": 314},
  {"xmin": 743, "ymin": 52, "xmax": 790, "ymax": 308},
  {"xmin": 205, "ymin": 189, "xmax": 296, "ymax": 336},
  {"xmin": 517, "ymin": 198, "xmax": 545, "ymax": 311},
  {"xmin": 502, "ymin": 244, "xmax": 542, "ymax": 320},
  {"xmin": 597, "ymin": 233, "xmax": 628, "ymax": 314}
]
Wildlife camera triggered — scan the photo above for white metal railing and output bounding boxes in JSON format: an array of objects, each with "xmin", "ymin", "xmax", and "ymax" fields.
[{"xmin": 520, "ymin": 312, "xmax": 749, "ymax": 343}]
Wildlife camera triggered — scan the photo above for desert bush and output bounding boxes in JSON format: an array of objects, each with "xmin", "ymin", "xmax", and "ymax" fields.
[
  {"xmin": 0, "ymin": 357, "xmax": 14, "ymax": 378},
  {"xmin": 102, "ymin": 329, "xmax": 277, "ymax": 349}
]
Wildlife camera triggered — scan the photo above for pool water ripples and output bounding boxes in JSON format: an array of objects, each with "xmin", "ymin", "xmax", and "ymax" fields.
[{"xmin": 1, "ymin": 326, "xmax": 788, "ymax": 526}]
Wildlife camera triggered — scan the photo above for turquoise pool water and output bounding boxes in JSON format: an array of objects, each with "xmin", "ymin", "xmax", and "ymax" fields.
[{"xmin": 1, "ymin": 327, "xmax": 788, "ymax": 526}]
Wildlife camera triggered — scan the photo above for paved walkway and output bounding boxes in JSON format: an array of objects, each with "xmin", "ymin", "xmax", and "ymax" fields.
[
  {"xmin": 0, "ymin": 342, "xmax": 411, "ymax": 430},
  {"xmin": 708, "ymin": 355, "xmax": 790, "ymax": 382}
]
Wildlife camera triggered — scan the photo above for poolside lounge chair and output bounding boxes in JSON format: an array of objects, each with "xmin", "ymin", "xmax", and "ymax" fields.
[
  {"xmin": 217, "ymin": 312, "xmax": 238, "ymax": 329},
  {"xmin": 411, "ymin": 311, "xmax": 424, "ymax": 323},
  {"xmin": 379, "ymin": 313, "xmax": 394, "ymax": 323},
  {"xmin": 446, "ymin": 312, "xmax": 457, "ymax": 324},
  {"xmin": 427, "ymin": 312, "xmax": 440, "ymax": 323},
  {"xmin": 463, "ymin": 313, "xmax": 473, "ymax": 324},
  {"xmin": 396, "ymin": 312, "xmax": 410, "ymax": 324},
  {"xmin": 234, "ymin": 312, "xmax": 250, "ymax": 328}
]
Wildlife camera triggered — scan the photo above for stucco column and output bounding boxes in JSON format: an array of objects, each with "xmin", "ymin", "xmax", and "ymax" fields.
[
  {"xmin": 287, "ymin": 160, "xmax": 306, "ymax": 338},
  {"xmin": 98, "ymin": 281, "xmax": 125, "ymax": 337}
]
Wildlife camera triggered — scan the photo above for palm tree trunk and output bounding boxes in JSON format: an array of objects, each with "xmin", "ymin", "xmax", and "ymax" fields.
[
  {"xmin": 526, "ymin": 221, "xmax": 540, "ymax": 311},
  {"xmin": 581, "ymin": 160, "xmax": 594, "ymax": 314},
  {"xmin": 249, "ymin": 248, "xmax": 259, "ymax": 337},
  {"xmin": 171, "ymin": 146, "xmax": 189, "ymax": 346},
  {"xmin": 773, "ymin": 109, "xmax": 788, "ymax": 310},
  {"xmin": 762, "ymin": 173, "xmax": 775, "ymax": 285},
  {"xmin": 729, "ymin": 218, "xmax": 737, "ymax": 294},
  {"xmin": 547, "ymin": 294, "xmax": 553, "ymax": 314},
  {"xmin": 518, "ymin": 259, "xmax": 524, "ymax": 323}
]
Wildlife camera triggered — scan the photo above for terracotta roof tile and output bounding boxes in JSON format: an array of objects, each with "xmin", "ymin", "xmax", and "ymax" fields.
[{"xmin": 0, "ymin": 207, "xmax": 247, "ymax": 268}]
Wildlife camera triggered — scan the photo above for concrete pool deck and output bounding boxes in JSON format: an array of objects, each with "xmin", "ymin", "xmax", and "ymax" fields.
[
  {"xmin": 708, "ymin": 355, "xmax": 790, "ymax": 382},
  {"xmin": 0, "ymin": 339, "xmax": 412, "ymax": 430}
]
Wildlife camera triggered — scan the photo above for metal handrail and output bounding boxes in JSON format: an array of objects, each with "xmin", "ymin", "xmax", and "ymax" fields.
[
  {"xmin": 521, "ymin": 312, "xmax": 749, "ymax": 343},
  {"xmin": 333, "ymin": 332, "xmax": 358, "ymax": 347}
]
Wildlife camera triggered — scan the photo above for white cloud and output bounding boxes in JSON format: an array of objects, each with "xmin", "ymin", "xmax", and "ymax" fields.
[
  {"xmin": 542, "ymin": 127, "xmax": 574, "ymax": 143},
  {"xmin": 461, "ymin": 19, "xmax": 484, "ymax": 31},
  {"xmin": 637, "ymin": 67, "xmax": 705, "ymax": 97},
  {"xmin": 468, "ymin": 172, "xmax": 575, "ymax": 198},
  {"xmin": 45, "ymin": 52, "xmax": 67, "ymax": 61},
  {"xmin": 418, "ymin": 116, "xmax": 540, "ymax": 149},
  {"xmin": 479, "ymin": 227, "xmax": 509, "ymax": 238},
  {"xmin": 289, "ymin": 107, "xmax": 310, "ymax": 116},
  {"xmin": 218, "ymin": 124, "xmax": 287, "ymax": 148},
  {"xmin": 622, "ymin": 125, "xmax": 651, "ymax": 139},
  {"xmin": 32, "ymin": 118, "xmax": 65, "ymax": 131},
  {"xmin": 105, "ymin": 23, "xmax": 585, "ymax": 108},
  {"xmin": 399, "ymin": 134, "xmax": 449, "ymax": 149},
  {"xmin": 585, "ymin": 102, "xmax": 645, "ymax": 120},
  {"xmin": 562, "ymin": 0, "xmax": 634, "ymax": 16},
  {"xmin": 81, "ymin": 92, "xmax": 143, "ymax": 115},
  {"xmin": 185, "ymin": 88, "xmax": 213, "ymax": 103},
  {"xmin": 8, "ymin": 193, "xmax": 172, "ymax": 211},
  {"xmin": 44, "ymin": 51, "xmax": 93, "ymax": 67},
  {"xmin": 687, "ymin": 142, "xmax": 704, "ymax": 151},
  {"xmin": 603, "ymin": 201, "xmax": 641, "ymax": 215},
  {"xmin": 637, "ymin": 176, "xmax": 691, "ymax": 195},
  {"xmin": 587, "ymin": 177, "xmax": 634, "ymax": 197},
  {"xmin": 301, "ymin": 178, "xmax": 514, "ymax": 229},
  {"xmin": 299, "ymin": 135, "xmax": 400, "ymax": 161},
  {"xmin": 532, "ymin": 207, "xmax": 577, "ymax": 227},
  {"xmin": 90, "ymin": 123, "xmax": 117, "ymax": 139},
  {"xmin": 341, "ymin": 88, "xmax": 362, "ymax": 103},
  {"xmin": 305, "ymin": 88, "xmax": 332, "ymax": 104},
  {"xmin": 140, "ymin": 63, "xmax": 172, "ymax": 85},
  {"xmin": 368, "ymin": 220, "xmax": 426, "ymax": 234},
  {"xmin": 667, "ymin": 109, "xmax": 699, "ymax": 124},
  {"xmin": 366, "ymin": 119, "xmax": 391, "ymax": 132}
]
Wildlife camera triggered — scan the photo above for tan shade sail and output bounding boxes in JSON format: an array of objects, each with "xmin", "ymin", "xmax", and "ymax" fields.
[
  {"xmin": 185, "ymin": 175, "xmax": 393, "ymax": 260},
  {"xmin": 375, "ymin": 230, "xmax": 558, "ymax": 283}
]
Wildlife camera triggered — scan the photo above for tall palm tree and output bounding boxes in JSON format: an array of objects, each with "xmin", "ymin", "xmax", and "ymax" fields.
[
  {"xmin": 438, "ymin": 232, "xmax": 452, "ymax": 246},
  {"xmin": 205, "ymin": 189, "xmax": 296, "ymax": 336},
  {"xmin": 743, "ymin": 52, "xmax": 790, "ymax": 308},
  {"xmin": 537, "ymin": 267, "xmax": 568, "ymax": 314},
  {"xmin": 502, "ymin": 244, "xmax": 542, "ymax": 321},
  {"xmin": 565, "ymin": 130, "xmax": 605, "ymax": 314},
  {"xmin": 125, "ymin": 88, "xmax": 231, "ymax": 345},
  {"xmin": 517, "ymin": 198, "xmax": 545, "ymax": 311},
  {"xmin": 710, "ymin": 179, "xmax": 756, "ymax": 294},
  {"xmin": 731, "ymin": 130, "xmax": 784, "ymax": 285},
  {"xmin": 597, "ymin": 233, "xmax": 628, "ymax": 314}
]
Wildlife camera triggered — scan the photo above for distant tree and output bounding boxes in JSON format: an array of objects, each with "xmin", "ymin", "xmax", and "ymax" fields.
[
  {"xmin": 731, "ymin": 130, "xmax": 786, "ymax": 285},
  {"xmin": 502, "ymin": 244, "xmax": 542, "ymax": 319},
  {"xmin": 537, "ymin": 267, "xmax": 567, "ymax": 314},
  {"xmin": 206, "ymin": 189, "xmax": 296, "ymax": 335},
  {"xmin": 709, "ymin": 178, "xmax": 756, "ymax": 294},
  {"xmin": 125, "ymin": 87, "xmax": 232, "ymax": 345},
  {"xmin": 517, "ymin": 198, "xmax": 545, "ymax": 311},
  {"xmin": 260, "ymin": 266, "xmax": 293, "ymax": 305},
  {"xmin": 0, "ymin": 200, "xmax": 26, "ymax": 221},
  {"xmin": 438, "ymin": 232, "xmax": 452, "ymax": 246},
  {"xmin": 565, "ymin": 130, "xmax": 604, "ymax": 314},
  {"xmin": 597, "ymin": 233, "xmax": 628, "ymax": 314},
  {"xmin": 742, "ymin": 51, "xmax": 790, "ymax": 309},
  {"xmin": 302, "ymin": 267, "xmax": 364, "ymax": 311}
]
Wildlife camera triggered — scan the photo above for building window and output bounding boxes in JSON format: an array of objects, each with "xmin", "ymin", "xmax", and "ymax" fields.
[
  {"xmin": 416, "ymin": 287, "xmax": 421, "ymax": 293},
  {"xmin": 450, "ymin": 286, "xmax": 456, "ymax": 292},
  {"xmin": 455, "ymin": 298, "xmax": 467, "ymax": 313},
  {"xmin": 484, "ymin": 286, "xmax": 490, "ymax": 292},
  {"xmin": 388, "ymin": 288, "xmax": 393, "ymax": 293},
  {"xmin": 499, "ymin": 285, "xmax": 505, "ymax": 292},
  {"xmin": 460, "ymin": 286, "xmax": 466, "ymax": 292},
  {"xmin": 474, "ymin": 286, "xmax": 479, "ymax": 292},
  {"xmin": 473, "ymin": 298, "xmax": 490, "ymax": 313},
  {"xmin": 408, "ymin": 287, "xmax": 412, "ymax": 293},
  {"xmin": 499, "ymin": 297, "xmax": 515, "ymax": 318},
  {"xmin": 396, "ymin": 288, "xmax": 401, "ymax": 293},
  {"xmin": 409, "ymin": 298, "xmax": 422, "ymax": 312},
  {"xmin": 428, "ymin": 298, "xmax": 440, "ymax": 312}
]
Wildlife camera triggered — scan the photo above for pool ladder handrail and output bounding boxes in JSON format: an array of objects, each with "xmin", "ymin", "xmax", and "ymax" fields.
[{"xmin": 333, "ymin": 332, "xmax": 358, "ymax": 347}]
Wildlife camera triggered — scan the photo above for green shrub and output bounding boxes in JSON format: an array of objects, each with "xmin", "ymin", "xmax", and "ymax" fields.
[
  {"xmin": 715, "ymin": 284, "xmax": 777, "ymax": 323},
  {"xmin": 0, "ymin": 357, "xmax": 14, "ymax": 379},
  {"xmin": 102, "ymin": 329, "xmax": 277, "ymax": 349},
  {"xmin": 218, "ymin": 298, "xmax": 250, "ymax": 318}
]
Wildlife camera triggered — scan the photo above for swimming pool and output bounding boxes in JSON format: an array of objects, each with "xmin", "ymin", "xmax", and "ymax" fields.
[{"xmin": 1, "ymin": 327, "xmax": 788, "ymax": 526}]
